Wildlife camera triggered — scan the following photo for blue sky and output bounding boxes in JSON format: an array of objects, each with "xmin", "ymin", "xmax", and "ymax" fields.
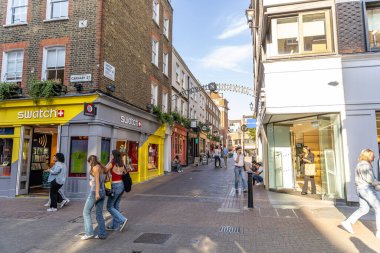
[{"xmin": 171, "ymin": 0, "xmax": 254, "ymax": 120}]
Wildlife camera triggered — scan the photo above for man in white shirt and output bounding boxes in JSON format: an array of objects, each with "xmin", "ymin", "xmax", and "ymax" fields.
[{"xmin": 233, "ymin": 147, "xmax": 247, "ymax": 194}]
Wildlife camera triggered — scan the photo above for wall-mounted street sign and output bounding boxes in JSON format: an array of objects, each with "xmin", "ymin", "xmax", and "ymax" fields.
[
  {"xmin": 241, "ymin": 124, "xmax": 248, "ymax": 132},
  {"xmin": 104, "ymin": 61, "xmax": 115, "ymax": 81},
  {"xmin": 191, "ymin": 120, "xmax": 197, "ymax": 128},
  {"xmin": 84, "ymin": 103, "xmax": 97, "ymax": 116},
  {"xmin": 70, "ymin": 74, "xmax": 92, "ymax": 83},
  {"xmin": 201, "ymin": 125, "xmax": 209, "ymax": 132}
]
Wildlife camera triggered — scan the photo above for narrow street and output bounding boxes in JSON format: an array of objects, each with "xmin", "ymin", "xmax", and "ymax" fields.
[{"xmin": 1, "ymin": 158, "xmax": 380, "ymax": 253}]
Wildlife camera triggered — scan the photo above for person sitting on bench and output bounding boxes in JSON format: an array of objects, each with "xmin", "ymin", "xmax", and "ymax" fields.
[{"xmin": 172, "ymin": 155, "xmax": 183, "ymax": 173}]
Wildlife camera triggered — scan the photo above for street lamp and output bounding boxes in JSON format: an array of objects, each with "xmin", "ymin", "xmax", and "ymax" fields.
[
  {"xmin": 245, "ymin": 6, "xmax": 255, "ymax": 29},
  {"xmin": 249, "ymin": 102, "xmax": 254, "ymax": 111}
]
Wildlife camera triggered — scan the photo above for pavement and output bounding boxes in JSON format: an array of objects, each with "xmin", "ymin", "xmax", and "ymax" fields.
[{"xmin": 1, "ymin": 158, "xmax": 380, "ymax": 253}]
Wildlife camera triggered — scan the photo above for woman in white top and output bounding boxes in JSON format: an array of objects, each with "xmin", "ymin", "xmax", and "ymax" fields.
[{"xmin": 214, "ymin": 146, "xmax": 221, "ymax": 168}]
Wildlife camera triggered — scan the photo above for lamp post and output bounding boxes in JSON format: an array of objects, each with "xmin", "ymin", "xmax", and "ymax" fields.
[{"xmin": 249, "ymin": 102, "xmax": 254, "ymax": 111}]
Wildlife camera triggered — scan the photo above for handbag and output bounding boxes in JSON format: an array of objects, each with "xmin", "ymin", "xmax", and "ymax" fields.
[
  {"xmin": 304, "ymin": 163, "xmax": 316, "ymax": 176},
  {"xmin": 122, "ymin": 172, "xmax": 132, "ymax": 192},
  {"xmin": 104, "ymin": 171, "xmax": 114, "ymax": 197}
]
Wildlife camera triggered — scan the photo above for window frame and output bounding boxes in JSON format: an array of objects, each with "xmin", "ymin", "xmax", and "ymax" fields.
[
  {"xmin": 162, "ymin": 52, "xmax": 168, "ymax": 75},
  {"xmin": 163, "ymin": 16, "xmax": 169, "ymax": 38},
  {"xmin": 46, "ymin": 0, "xmax": 69, "ymax": 20},
  {"xmin": 269, "ymin": 9, "xmax": 333, "ymax": 58},
  {"xmin": 364, "ymin": 1, "xmax": 380, "ymax": 51},
  {"xmin": 6, "ymin": 0, "xmax": 28, "ymax": 25},
  {"xmin": 162, "ymin": 92, "xmax": 168, "ymax": 112},
  {"xmin": 152, "ymin": 39, "xmax": 159, "ymax": 66},
  {"xmin": 1, "ymin": 50, "xmax": 24, "ymax": 82},
  {"xmin": 151, "ymin": 84, "xmax": 158, "ymax": 106},
  {"xmin": 42, "ymin": 46, "xmax": 66, "ymax": 84},
  {"xmin": 175, "ymin": 63, "xmax": 180, "ymax": 82},
  {"xmin": 152, "ymin": 0, "xmax": 160, "ymax": 25}
]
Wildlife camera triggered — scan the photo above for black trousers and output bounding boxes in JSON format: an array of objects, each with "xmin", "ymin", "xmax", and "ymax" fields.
[{"xmin": 50, "ymin": 179, "xmax": 63, "ymax": 208}]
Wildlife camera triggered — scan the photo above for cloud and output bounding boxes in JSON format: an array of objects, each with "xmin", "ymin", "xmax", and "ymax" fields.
[
  {"xmin": 199, "ymin": 44, "xmax": 252, "ymax": 73},
  {"xmin": 217, "ymin": 17, "xmax": 247, "ymax": 40}
]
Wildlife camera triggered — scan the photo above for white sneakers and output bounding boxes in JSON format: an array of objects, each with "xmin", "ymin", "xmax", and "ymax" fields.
[
  {"xmin": 47, "ymin": 208, "xmax": 57, "ymax": 212},
  {"xmin": 81, "ymin": 234, "xmax": 94, "ymax": 240},
  {"xmin": 341, "ymin": 220, "xmax": 354, "ymax": 234},
  {"xmin": 256, "ymin": 182, "xmax": 263, "ymax": 186},
  {"xmin": 60, "ymin": 199, "xmax": 70, "ymax": 208}
]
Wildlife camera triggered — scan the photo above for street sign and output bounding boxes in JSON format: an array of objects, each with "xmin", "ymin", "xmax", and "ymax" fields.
[
  {"xmin": 241, "ymin": 124, "xmax": 248, "ymax": 132},
  {"xmin": 84, "ymin": 103, "xmax": 97, "ymax": 116},
  {"xmin": 247, "ymin": 118, "xmax": 257, "ymax": 129}
]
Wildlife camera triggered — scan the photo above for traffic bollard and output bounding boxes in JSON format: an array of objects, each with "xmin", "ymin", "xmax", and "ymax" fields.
[{"xmin": 247, "ymin": 171, "xmax": 254, "ymax": 208}]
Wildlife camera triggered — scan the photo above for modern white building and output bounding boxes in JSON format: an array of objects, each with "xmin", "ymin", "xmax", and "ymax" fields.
[{"xmin": 248, "ymin": 0, "xmax": 380, "ymax": 202}]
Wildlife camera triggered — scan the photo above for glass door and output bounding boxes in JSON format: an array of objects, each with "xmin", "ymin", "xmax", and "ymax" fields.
[
  {"xmin": 318, "ymin": 114, "xmax": 344, "ymax": 199},
  {"xmin": 16, "ymin": 126, "xmax": 33, "ymax": 195}
]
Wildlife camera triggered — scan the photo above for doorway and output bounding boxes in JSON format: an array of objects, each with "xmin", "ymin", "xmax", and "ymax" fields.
[
  {"xmin": 27, "ymin": 126, "xmax": 59, "ymax": 196},
  {"xmin": 267, "ymin": 114, "xmax": 345, "ymax": 200}
]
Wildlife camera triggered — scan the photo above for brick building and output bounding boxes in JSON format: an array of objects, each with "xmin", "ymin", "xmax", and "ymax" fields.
[
  {"xmin": 248, "ymin": 0, "xmax": 380, "ymax": 202},
  {"xmin": 0, "ymin": 0, "xmax": 173, "ymax": 198}
]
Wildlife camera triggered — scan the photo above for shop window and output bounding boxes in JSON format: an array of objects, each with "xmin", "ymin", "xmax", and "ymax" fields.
[
  {"xmin": 69, "ymin": 136, "xmax": 88, "ymax": 177},
  {"xmin": 101, "ymin": 138, "xmax": 111, "ymax": 165},
  {"xmin": 366, "ymin": 3, "xmax": 380, "ymax": 50},
  {"xmin": 116, "ymin": 140, "xmax": 139, "ymax": 172},
  {"xmin": 269, "ymin": 10, "xmax": 332, "ymax": 57},
  {"xmin": 0, "ymin": 138, "xmax": 13, "ymax": 177},
  {"xmin": 1, "ymin": 50, "xmax": 24, "ymax": 82},
  {"xmin": 148, "ymin": 143, "xmax": 158, "ymax": 170},
  {"xmin": 46, "ymin": 0, "xmax": 69, "ymax": 20},
  {"xmin": 43, "ymin": 47, "xmax": 65, "ymax": 84}
]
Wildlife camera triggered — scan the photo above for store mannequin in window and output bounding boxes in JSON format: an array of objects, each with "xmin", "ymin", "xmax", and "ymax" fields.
[{"xmin": 301, "ymin": 146, "xmax": 316, "ymax": 195}]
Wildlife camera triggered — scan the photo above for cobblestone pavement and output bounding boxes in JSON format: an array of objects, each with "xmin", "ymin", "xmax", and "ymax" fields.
[{"xmin": 1, "ymin": 158, "xmax": 380, "ymax": 253}]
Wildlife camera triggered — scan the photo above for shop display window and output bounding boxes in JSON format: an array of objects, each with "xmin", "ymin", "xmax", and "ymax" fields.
[
  {"xmin": 0, "ymin": 138, "xmax": 13, "ymax": 177},
  {"xmin": 116, "ymin": 140, "xmax": 139, "ymax": 172},
  {"xmin": 69, "ymin": 136, "xmax": 88, "ymax": 177},
  {"xmin": 101, "ymin": 138, "xmax": 111, "ymax": 165},
  {"xmin": 148, "ymin": 143, "xmax": 158, "ymax": 170}
]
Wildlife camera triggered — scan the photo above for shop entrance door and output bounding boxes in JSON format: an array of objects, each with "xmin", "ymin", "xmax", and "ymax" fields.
[{"xmin": 16, "ymin": 126, "xmax": 33, "ymax": 195}]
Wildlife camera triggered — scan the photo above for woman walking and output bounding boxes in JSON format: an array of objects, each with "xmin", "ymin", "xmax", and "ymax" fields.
[
  {"xmin": 341, "ymin": 149, "xmax": 380, "ymax": 237},
  {"xmin": 105, "ymin": 150, "xmax": 129, "ymax": 232},
  {"xmin": 47, "ymin": 153, "xmax": 67, "ymax": 212},
  {"xmin": 81, "ymin": 155, "xmax": 107, "ymax": 240}
]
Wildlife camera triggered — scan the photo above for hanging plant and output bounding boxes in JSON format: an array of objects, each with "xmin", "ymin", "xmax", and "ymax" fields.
[
  {"xmin": 162, "ymin": 112, "xmax": 174, "ymax": 127},
  {"xmin": 0, "ymin": 82, "xmax": 22, "ymax": 100},
  {"xmin": 27, "ymin": 79, "xmax": 65, "ymax": 103}
]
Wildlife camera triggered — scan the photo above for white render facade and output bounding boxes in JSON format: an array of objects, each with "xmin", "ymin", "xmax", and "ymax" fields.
[{"xmin": 250, "ymin": 0, "xmax": 380, "ymax": 202}]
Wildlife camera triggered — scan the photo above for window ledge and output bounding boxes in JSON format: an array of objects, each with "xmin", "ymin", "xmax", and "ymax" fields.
[
  {"xmin": 163, "ymin": 72, "xmax": 169, "ymax": 78},
  {"xmin": 43, "ymin": 18, "xmax": 69, "ymax": 23},
  {"xmin": 152, "ymin": 62, "xmax": 159, "ymax": 69},
  {"xmin": 266, "ymin": 52, "xmax": 337, "ymax": 61},
  {"xmin": 3, "ymin": 23, "xmax": 28, "ymax": 28}
]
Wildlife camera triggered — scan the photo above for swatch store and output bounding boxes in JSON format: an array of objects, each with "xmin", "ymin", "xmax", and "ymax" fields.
[
  {"xmin": 0, "ymin": 94, "xmax": 166, "ymax": 198},
  {"xmin": 265, "ymin": 113, "xmax": 345, "ymax": 200}
]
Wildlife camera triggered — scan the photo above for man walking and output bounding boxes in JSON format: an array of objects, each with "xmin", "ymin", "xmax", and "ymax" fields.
[
  {"xmin": 222, "ymin": 145, "xmax": 229, "ymax": 168},
  {"xmin": 233, "ymin": 147, "xmax": 247, "ymax": 194}
]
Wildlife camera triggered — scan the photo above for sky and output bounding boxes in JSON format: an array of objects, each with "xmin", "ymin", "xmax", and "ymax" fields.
[{"xmin": 171, "ymin": 0, "xmax": 254, "ymax": 120}]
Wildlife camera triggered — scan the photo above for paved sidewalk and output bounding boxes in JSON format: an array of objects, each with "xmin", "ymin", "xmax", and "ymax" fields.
[{"xmin": 1, "ymin": 158, "xmax": 380, "ymax": 253}]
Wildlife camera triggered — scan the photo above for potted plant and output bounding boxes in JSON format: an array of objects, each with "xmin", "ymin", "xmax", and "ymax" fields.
[
  {"xmin": 27, "ymin": 79, "xmax": 67, "ymax": 103},
  {"xmin": 0, "ymin": 82, "xmax": 22, "ymax": 100}
]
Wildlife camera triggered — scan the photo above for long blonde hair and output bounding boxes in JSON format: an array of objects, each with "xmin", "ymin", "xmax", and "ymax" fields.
[
  {"xmin": 358, "ymin": 149, "xmax": 374, "ymax": 163},
  {"xmin": 87, "ymin": 155, "xmax": 106, "ymax": 175}
]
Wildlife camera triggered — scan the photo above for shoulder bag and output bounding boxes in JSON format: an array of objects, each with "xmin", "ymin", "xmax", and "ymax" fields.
[{"xmin": 304, "ymin": 163, "xmax": 316, "ymax": 176}]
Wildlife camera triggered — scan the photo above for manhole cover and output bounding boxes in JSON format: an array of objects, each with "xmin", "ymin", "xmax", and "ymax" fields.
[
  {"xmin": 133, "ymin": 233, "xmax": 172, "ymax": 244},
  {"xmin": 219, "ymin": 226, "xmax": 240, "ymax": 234},
  {"xmin": 191, "ymin": 169, "xmax": 202, "ymax": 172}
]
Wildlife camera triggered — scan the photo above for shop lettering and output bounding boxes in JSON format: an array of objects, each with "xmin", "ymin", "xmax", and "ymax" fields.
[
  {"xmin": 120, "ymin": 116, "xmax": 142, "ymax": 127},
  {"xmin": 17, "ymin": 109, "xmax": 65, "ymax": 119}
]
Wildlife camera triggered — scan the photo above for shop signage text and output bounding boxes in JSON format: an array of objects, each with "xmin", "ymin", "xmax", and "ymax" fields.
[
  {"xmin": 17, "ymin": 109, "xmax": 65, "ymax": 119},
  {"xmin": 70, "ymin": 74, "xmax": 92, "ymax": 83},
  {"xmin": 120, "ymin": 115, "xmax": 142, "ymax": 128}
]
